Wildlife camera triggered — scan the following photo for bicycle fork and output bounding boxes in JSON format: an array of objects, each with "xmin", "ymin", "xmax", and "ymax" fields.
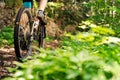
[{"xmin": 30, "ymin": 18, "xmax": 39, "ymax": 41}]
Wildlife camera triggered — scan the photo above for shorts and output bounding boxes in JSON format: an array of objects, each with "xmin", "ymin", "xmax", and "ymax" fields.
[
  {"xmin": 23, "ymin": 0, "xmax": 39, "ymax": 2},
  {"xmin": 23, "ymin": 0, "xmax": 39, "ymax": 8}
]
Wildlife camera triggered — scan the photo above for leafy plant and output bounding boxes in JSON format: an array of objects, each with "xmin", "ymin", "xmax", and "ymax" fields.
[
  {"xmin": 0, "ymin": 27, "xmax": 14, "ymax": 47},
  {"xmin": 4, "ymin": 22, "xmax": 120, "ymax": 80}
]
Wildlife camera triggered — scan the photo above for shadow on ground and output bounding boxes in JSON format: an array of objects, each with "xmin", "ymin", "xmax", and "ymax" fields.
[
  {"xmin": 0, "ymin": 40, "xmax": 60, "ymax": 79},
  {"xmin": 0, "ymin": 47, "xmax": 17, "ymax": 79}
]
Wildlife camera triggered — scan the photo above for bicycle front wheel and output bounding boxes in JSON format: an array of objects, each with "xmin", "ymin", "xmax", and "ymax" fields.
[{"xmin": 14, "ymin": 7, "xmax": 32, "ymax": 61}]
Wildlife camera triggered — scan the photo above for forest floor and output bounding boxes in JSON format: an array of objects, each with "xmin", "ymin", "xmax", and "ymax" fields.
[
  {"xmin": 0, "ymin": 6, "xmax": 65, "ymax": 79},
  {"xmin": 0, "ymin": 40, "xmax": 60, "ymax": 79},
  {"xmin": 0, "ymin": 7, "xmax": 61, "ymax": 79}
]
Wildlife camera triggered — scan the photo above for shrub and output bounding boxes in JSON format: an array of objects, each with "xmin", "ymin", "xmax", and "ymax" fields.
[{"xmin": 4, "ymin": 22, "xmax": 120, "ymax": 80}]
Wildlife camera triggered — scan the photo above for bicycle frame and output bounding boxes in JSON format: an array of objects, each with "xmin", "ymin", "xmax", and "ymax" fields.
[{"xmin": 14, "ymin": 0, "xmax": 45, "ymax": 61}]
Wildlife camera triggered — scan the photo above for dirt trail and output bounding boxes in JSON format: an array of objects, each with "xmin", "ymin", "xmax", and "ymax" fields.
[
  {"xmin": 0, "ymin": 40, "xmax": 60, "ymax": 79},
  {"xmin": 0, "ymin": 6, "xmax": 61, "ymax": 79},
  {"xmin": 0, "ymin": 47, "xmax": 16, "ymax": 79}
]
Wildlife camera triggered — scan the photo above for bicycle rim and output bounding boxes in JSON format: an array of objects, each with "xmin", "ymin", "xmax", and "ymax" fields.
[{"xmin": 14, "ymin": 7, "xmax": 32, "ymax": 61}]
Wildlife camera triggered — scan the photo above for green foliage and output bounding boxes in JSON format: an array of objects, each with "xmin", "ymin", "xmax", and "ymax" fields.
[
  {"xmin": 46, "ymin": 1, "xmax": 87, "ymax": 26},
  {"xmin": 78, "ymin": 21, "xmax": 115, "ymax": 36},
  {"xmin": 0, "ymin": 27, "xmax": 14, "ymax": 47},
  {"xmin": 5, "ymin": 0, "xmax": 14, "ymax": 7},
  {"xmin": 83, "ymin": 0, "xmax": 120, "ymax": 33},
  {"xmin": 45, "ymin": 0, "xmax": 120, "ymax": 34},
  {"xmin": 46, "ymin": 2, "xmax": 64, "ymax": 18},
  {"xmin": 5, "ymin": 0, "xmax": 22, "ymax": 8},
  {"xmin": 4, "ymin": 22, "xmax": 120, "ymax": 80}
]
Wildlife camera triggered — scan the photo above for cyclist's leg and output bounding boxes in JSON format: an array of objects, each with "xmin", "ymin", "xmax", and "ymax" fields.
[
  {"xmin": 38, "ymin": 0, "xmax": 48, "ymax": 11},
  {"xmin": 36, "ymin": 0, "xmax": 48, "ymax": 24}
]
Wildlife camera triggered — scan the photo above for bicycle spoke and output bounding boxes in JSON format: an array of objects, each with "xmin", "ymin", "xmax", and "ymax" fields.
[
  {"xmin": 14, "ymin": 7, "xmax": 46, "ymax": 60},
  {"xmin": 14, "ymin": 7, "xmax": 32, "ymax": 60}
]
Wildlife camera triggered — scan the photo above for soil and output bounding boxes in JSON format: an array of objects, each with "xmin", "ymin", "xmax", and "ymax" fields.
[
  {"xmin": 0, "ymin": 2, "xmax": 62, "ymax": 79},
  {"xmin": 0, "ymin": 40, "xmax": 60, "ymax": 79},
  {"xmin": 0, "ymin": 6, "xmax": 62, "ymax": 79},
  {"xmin": 0, "ymin": 47, "xmax": 16, "ymax": 79}
]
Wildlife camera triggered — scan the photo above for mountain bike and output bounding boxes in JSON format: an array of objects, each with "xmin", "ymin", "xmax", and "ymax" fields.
[{"xmin": 14, "ymin": 1, "xmax": 46, "ymax": 61}]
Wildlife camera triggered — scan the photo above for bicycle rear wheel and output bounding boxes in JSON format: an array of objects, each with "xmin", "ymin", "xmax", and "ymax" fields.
[{"xmin": 14, "ymin": 7, "xmax": 32, "ymax": 61}]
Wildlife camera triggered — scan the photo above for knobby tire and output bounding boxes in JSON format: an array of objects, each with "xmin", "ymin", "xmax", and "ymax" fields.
[{"xmin": 14, "ymin": 7, "xmax": 32, "ymax": 61}]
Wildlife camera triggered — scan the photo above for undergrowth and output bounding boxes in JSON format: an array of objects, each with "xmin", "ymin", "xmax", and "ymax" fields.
[
  {"xmin": 4, "ymin": 21, "xmax": 120, "ymax": 80},
  {"xmin": 0, "ymin": 26, "xmax": 14, "ymax": 47}
]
